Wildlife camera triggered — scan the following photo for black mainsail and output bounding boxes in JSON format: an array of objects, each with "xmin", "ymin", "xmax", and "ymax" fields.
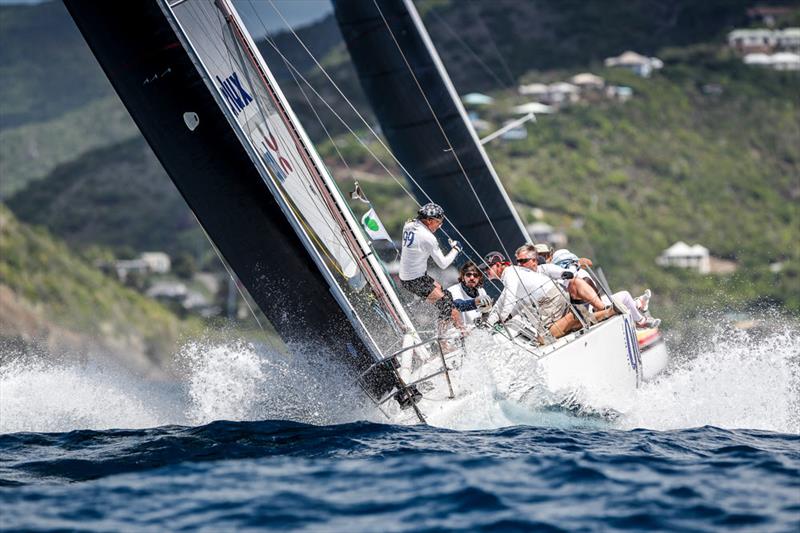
[
  {"xmin": 64, "ymin": 1, "xmax": 418, "ymax": 395},
  {"xmin": 333, "ymin": 0, "xmax": 529, "ymax": 260}
]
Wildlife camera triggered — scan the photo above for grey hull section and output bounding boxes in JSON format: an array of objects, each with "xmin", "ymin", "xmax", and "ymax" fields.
[
  {"xmin": 333, "ymin": 0, "xmax": 528, "ymax": 261},
  {"xmin": 64, "ymin": 1, "xmax": 386, "ymax": 387}
]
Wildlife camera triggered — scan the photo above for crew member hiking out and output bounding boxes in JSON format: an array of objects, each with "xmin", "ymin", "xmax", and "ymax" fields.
[{"xmin": 399, "ymin": 203, "xmax": 463, "ymax": 330}]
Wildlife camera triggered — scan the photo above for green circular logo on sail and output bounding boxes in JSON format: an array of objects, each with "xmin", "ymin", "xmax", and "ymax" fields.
[{"xmin": 365, "ymin": 216, "xmax": 379, "ymax": 231}]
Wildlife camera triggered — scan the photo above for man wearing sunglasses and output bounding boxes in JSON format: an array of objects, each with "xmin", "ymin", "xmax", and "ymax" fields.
[
  {"xmin": 447, "ymin": 261, "xmax": 493, "ymax": 327},
  {"xmin": 482, "ymin": 247, "xmax": 613, "ymax": 339}
]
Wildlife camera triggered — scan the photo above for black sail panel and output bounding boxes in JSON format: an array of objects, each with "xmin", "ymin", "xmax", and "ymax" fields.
[
  {"xmin": 333, "ymin": 0, "xmax": 529, "ymax": 260},
  {"xmin": 64, "ymin": 1, "xmax": 378, "ymax": 373}
]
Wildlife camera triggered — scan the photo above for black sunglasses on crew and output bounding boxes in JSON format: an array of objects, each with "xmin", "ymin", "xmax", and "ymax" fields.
[
  {"xmin": 516, "ymin": 257, "xmax": 536, "ymax": 264},
  {"xmin": 463, "ymin": 272, "xmax": 481, "ymax": 278}
]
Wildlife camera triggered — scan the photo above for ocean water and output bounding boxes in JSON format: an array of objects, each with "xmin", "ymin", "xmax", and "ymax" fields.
[{"xmin": 1, "ymin": 325, "xmax": 798, "ymax": 531}]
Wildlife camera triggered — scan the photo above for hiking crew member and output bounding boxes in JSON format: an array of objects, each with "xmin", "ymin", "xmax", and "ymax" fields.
[
  {"xmin": 447, "ymin": 262, "xmax": 493, "ymax": 327},
  {"xmin": 399, "ymin": 203, "xmax": 462, "ymax": 327}
]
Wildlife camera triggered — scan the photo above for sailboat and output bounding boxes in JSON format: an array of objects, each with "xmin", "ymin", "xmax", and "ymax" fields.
[
  {"xmin": 332, "ymin": 0, "xmax": 668, "ymax": 383},
  {"xmin": 65, "ymin": 0, "xmax": 656, "ymax": 425}
]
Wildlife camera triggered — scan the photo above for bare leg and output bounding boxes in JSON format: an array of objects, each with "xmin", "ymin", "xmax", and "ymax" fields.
[
  {"xmin": 568, "ymin": 278, "xmax": 606, "ymax": 310},
  {"xmin": 427, "ymin": 283, "xmax": 463, "ymax": 330},
  {"xmin": 549, "ymin": 312, "xmax": 581, "ymax": 338}
]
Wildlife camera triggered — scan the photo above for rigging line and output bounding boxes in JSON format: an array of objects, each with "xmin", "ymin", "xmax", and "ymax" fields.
[
  {"xmin": 253, "ymin": 18, "xmax": 506, "ymax": 296},
  {"xmin": 372, "ymin": 0, "xmax": 515, "ymax": 266},
  {"xmin": 427, "ymin": 8, "xmax": 511, "ymax": 90},
  {"xmin": 258, "ymin": 0, "xmax": 504, "ymax": 293},
  {"xmin": 258, "ymin": 9, "xmax": 404, "ymax": 263},
  {"xmin": 213, "ymin": 6, "xmax": 356, "ymax": 264},
  {"xmin": 378, "ymin": 1, "xmax": 560, "ymax": 305},
  {"xmin": 224, "ymin": 7, "xmax": 411, "ymax": 331},
  {"xmin": 469, "ymin": 2, "xmax": 516, "ymax": 89}
]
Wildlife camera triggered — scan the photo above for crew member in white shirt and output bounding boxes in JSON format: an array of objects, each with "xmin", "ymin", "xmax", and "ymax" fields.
[
  {"xmin": 399, "ymin": 203, "xmax": 463, "ymax": 327},
  {"xmin": 447, "ymin": 262, "xmax": 492, "ymax": 327}
]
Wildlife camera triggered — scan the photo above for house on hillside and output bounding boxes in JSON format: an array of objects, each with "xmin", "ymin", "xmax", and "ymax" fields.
[
  {"xmin": 744, "ymin": 51, "xmax": 800, "ymax": 70},
  {"xmin": 546, "ymin": 82, "xmax": 580, "ymax": 105},
  {"xmin": 569, "ymin": 72, "xmax": 605, "ymax": 92},
  {"xmin": 776, "ymin": 28, "xmax": 800, "ymax": 52},
  {"xmin": 512, "ymin": 102, "xmax": 555, "ymax": 115},
  {"xmin": 604, "ymin": 51, "xmax": 663, "ymax": 77},
  {"xmin": 518, "ymin": 83, "xmax": 549, "ymax": 99},
  {"xmin": 140, "ymin": 252, "xmax": 171, "ymax": 274},
  {"xmin": 656, "ymin": 241, "xmax": 710, "ymax": 274},
  {"xmin": 728, "ymin": 29, "xmax": 778, "ymax": 53},
  {"xmin": 526, "ymin": 222, "xmax": 567, "ymax": 249}
]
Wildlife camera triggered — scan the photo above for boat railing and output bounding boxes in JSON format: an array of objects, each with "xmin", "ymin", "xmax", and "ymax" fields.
[{"xmin": 355, "ymin": 334, "xmax": 459, "ymax": 414}]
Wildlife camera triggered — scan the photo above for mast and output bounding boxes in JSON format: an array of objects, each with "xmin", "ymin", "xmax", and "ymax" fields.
[{"xmin": 333, "ymin": 0, "xmax": 530, "ymax": 261}]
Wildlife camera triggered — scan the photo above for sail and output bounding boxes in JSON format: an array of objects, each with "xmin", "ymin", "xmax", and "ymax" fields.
[
  {"xmin": 333, "ymin": 0, "xmax": 529, "ymax": 260},
  {"xmin": 63, "ymin": 0, "xmax": 411, "ymax": 387}
]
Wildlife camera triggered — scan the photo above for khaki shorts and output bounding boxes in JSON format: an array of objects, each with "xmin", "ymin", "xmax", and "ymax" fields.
[{"xmin": 537, "ymin": 287, "xmax": 569, "ymax": 326}]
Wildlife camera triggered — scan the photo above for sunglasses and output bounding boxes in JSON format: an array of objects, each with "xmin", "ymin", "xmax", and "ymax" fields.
[
  {"xmin": 463, "ymin": 272, "xmax": 481, "ymax": 278},
  {"xmin": 516, "ymin": 257, "xmax": 536, "ymax": 265}
]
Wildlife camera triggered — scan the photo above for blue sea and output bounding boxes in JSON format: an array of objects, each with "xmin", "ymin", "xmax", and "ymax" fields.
[{"xmin": 2, "ymin": 327, "xmax": 798, "ymax": 531}]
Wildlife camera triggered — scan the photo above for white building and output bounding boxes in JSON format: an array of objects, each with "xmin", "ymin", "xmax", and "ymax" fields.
[
  {"xmin": 569, "ymin": 72, "xmax": 605, "ymax": 91},
  {"xmin": 728, "ymin": 29, "xmax": 778, "ymax": 53},
  {"xmin": 140, "ymin": 252, "xmax": 171, "ymax": 274},
  {"xmin": 744, "ymin": 51, "xmax": 800, "ymax": 70},
  {"xmin": 511, "ymin": 102, "xmax": 555, "ymax": 115},
  {"xmin": 656, "ymin": 241, "xmax": 711, "ymax": 274},
  {"xmin": 604, "ymin": 51, "xmax": 664, "ymax": 78},
  {"xmin": 526, "ymin": 222, "xmax": 567, "ymax": 248},
  {"xmin": 518, "ymin": 83, "xmax": 549, "ymax": 98},
  {"xmin": 777, "ymin": 27, "xmax": 800, "ymax": 52}
]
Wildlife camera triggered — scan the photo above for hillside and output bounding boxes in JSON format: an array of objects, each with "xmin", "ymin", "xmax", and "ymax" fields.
[
  {"xmin": 7, "ymin": 137, "xmax": 209, "ymax": 260},
  {"xmin": 0, "ymin": 96, "xmax": 137, "ymax": 198},
  {"xmin": 0, "ymin": 1, "xmax": 115, "ymax": 129},
  {"xmin": 0, "ymin": 204, "xmax": 200, "ymax": 374}
]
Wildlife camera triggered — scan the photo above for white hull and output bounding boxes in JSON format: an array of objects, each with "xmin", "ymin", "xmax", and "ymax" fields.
[{"xmin": 384, "ymin": 314, "xmax": 645, "ymax": 426}]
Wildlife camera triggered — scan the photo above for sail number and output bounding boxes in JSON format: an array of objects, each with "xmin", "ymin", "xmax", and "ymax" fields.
[{"xmin": 402, "ymin": 230, "xmax": 415, "ymax": 247}]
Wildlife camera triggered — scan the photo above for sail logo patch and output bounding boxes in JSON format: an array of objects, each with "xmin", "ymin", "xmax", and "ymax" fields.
[
  {"xmin": 216, "ymin": 72, "xmax": 253, "ymax": 116},
  {"xmin": 260, "ymin": 131, "xmax": 293, "ymax": 183}
]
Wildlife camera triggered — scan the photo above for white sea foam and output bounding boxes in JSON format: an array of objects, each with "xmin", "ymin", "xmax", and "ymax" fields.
[
  {"xmin": 0, "ymin": 357, "xmax": 185, "ymax": 433},
  {"xmin": 1, "ymin": 322, "xmax": 797, "ymax": 434},
  {"xmin": 618, "ymin": 325, "xmax": 800, "ymax": 433}
]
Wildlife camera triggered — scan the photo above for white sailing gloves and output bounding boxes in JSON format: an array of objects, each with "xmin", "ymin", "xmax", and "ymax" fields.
[
  {"xmin": 448, "ymin": 238, "xmax": 462, "ymax": 253},
  {"xmin": 475, "ymin": 294, "xmax": 493, "ymax": 313}
]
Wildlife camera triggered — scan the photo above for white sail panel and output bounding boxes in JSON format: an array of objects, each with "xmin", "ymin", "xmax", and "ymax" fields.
[{"xmin": 174, "ymin": 0, "xmax": 358, "ymax": 278}]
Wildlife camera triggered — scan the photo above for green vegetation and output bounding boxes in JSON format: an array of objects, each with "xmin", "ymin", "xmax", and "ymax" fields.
[
  {"xmin": 7, "ymin": 137, "xmax": 210, "ymax": 261},
  {"xmin": 0, "ymin": 204, "xmax": 201, "ymax": 361},
  {"xmin": 485, "ymin": 49, "xmax": 799, "ymax": 316},
  {"xmin": 0, "ymin": 1, "xmax": 114, "ymax": 129},
  {"xmin": 0, "ymin": 96, "xmax": 137, "ymax": 198}
]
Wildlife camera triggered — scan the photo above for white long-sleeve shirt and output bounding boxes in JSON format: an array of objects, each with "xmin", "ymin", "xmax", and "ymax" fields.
[
  {"xmin": 398, "ymin": 220, "xmax": 458, "ymax": 280},
  {"xmin": 487, "ymin": 265, "xmax": 556, "ymax": 324}
]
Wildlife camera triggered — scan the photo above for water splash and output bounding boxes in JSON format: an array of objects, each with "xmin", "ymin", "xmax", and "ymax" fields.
[
  {"xmin": 0, "ymin": 356, "xmax": 184, "ymax": 433},
  {"xmin": 1, "ymin": 321, "xmax": 797, "ymax": 434},
  {"xmin": 619, "ymin": 325, "xmax": 800, "ymax": 433}
]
